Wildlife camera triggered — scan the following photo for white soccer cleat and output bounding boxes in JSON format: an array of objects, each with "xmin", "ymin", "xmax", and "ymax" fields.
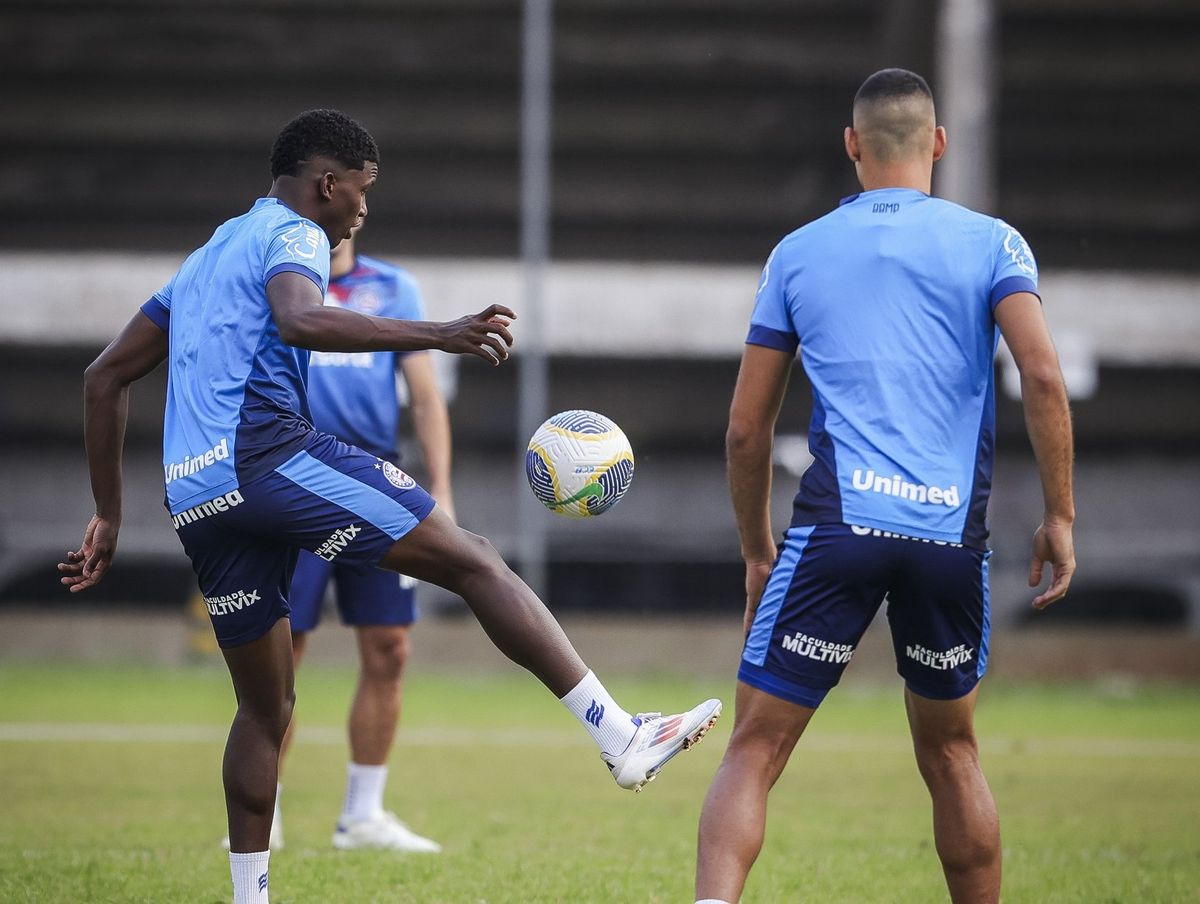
[
  {"xmin": 332, "ymin": 811, "xmax": 442, "ymax": 853},
  {"xmin": 603, "ymin": 698, "xmax": 723, "ymax": 792}
]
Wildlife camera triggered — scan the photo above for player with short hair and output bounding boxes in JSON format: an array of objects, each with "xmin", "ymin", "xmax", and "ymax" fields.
[
  {"xmin": 59, "ymin": 108, "xmax": 721, "ymax": 904},
  {"xmin": 693, "ymin": 69, "xmax": 1075, "ymax": 904},
  {"xmin": 222, "ymin": 225, "xmax": 452, "ymax": 854}
]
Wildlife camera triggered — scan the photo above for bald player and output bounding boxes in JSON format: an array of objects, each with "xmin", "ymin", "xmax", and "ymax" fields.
[{"xmin": 693, "ymin": 69, "xmax": 1075, "ymax": 904}]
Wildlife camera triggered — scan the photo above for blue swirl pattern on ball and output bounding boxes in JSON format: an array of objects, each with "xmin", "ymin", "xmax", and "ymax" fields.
[
  {"xmin": 525, "ymin": 448, "xmax": 557, "ymax": 508},
  {"xmin": 547, "ymin": 410, "xmax": 611, "ymax": 435},
  {"xmin": 587, "ymin": 456, "xmax": 635, "ymax": 515}
]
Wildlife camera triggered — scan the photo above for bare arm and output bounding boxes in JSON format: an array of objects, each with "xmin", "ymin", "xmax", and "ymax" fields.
[
  {"xmin": 995, "ymin": 291, "xmax": 1076, "ymax": 609},
  {"xmin": 267, "ymin": 272, "xmax": 515, "ymax": 365},
  {"xmin": 400, "ymin": 352, "xmax": 456, "ymax": 522},
  {"xmin": 58, "ymin": 311, "xmax": 168, "ymax": 592},
  {"xmin": 727, "ymin": 343, "xmax": 794, "ymax": 633}
]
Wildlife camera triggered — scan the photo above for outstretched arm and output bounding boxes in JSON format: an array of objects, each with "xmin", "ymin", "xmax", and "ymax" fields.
[
  {"xmin": 995, "ymin": 291, "xmax": 1076, "ymax": 609},
  {"xmin": 58, "ymin": 311, "xmax": 168, "ymax": 592},
  {"xmin": 727, "ymin": 343, "xmax": 794, "ymax": 634},
  {"xmin": 400, "ymin": 352, "xmax": 456, "ymax": 522},
  {"xmin": 267, "ymin": 272, "xmax": 516, "ymax": 365}
]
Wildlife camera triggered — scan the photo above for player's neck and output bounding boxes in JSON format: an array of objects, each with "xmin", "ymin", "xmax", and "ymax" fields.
[
  {"xmin": 856, "ymin": 161, "xmax": 933, "ymax": 196},
  {"xmin": 330, "ymin": 249, "xmax": 356, "ymax": 278}
]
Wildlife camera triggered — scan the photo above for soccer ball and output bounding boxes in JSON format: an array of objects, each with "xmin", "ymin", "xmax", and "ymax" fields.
[{"xmin": 525, "ymin": 410, "xmax": 635, "ymax": 518}]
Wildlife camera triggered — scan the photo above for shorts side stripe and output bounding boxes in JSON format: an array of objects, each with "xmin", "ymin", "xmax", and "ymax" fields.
[
  {"xmin": 743, "ymin": 525, "xmax": 815, "ymax": 667},
  {"xmin": 275, "ymin": 451, "xmax": 419, "ymax": 540},
  {"xmin": 977, "ymin": 551, "xmax": 991, "ymax": 679}
]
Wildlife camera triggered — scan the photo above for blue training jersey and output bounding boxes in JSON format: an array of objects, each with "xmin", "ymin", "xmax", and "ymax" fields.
[
  {"xmin": 747, "ymin": 187, "xmax": 1039, "ymax": 548},
  {"xmin": 306, "ymin": 255, "xmax": 426, "ymax": 461},
  {"xmin": 140, "ymin": 197, "xmax": 331, "ymax": 515}
]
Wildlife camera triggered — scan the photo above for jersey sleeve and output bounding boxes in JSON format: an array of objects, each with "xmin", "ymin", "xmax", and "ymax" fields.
[
  {"xmin": 745, "ymin": 243, "xmax": 799, "ymax": 354},
  {"xmin": 139, "ymin": 275, "xmax": 175, "ymax": 331},
  {"xmin": 989, "ymin": 220, "xmax": 1040, "ymax": 311},
  {"xmin": 264, "ymin": 217, "xmax": 331, "ymax": 294}
]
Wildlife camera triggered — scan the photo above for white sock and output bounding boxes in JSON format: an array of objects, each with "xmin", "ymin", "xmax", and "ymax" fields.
[
  {"xmin": 272, "ymin": 783, "xmax": 282, "ymax": 833},
  {"xmin": 560, "ymin": 670, "xmax": 640, "ymax": 756},
  {"xmin": 341, "ymin": 763, "xmax": 387, "ymax": 824},
  {"xmin": 229, "ymin": 851, "xmax": 270, "ymax": 904},
  {"xmin": 695, "ymin": 900, "xmax": 733, "ymax": 904}
]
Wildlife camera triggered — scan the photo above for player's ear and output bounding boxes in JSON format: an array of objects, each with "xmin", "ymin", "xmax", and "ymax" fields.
[
  {"xmin": 844, "ymin": 126, "xmax": 860, "ymax": 162},
  {"xmin": 318, "ymin": 170, "xmax": 337, "ymax": 201},
  {"xmin": 932, "ymin": 125, "xmax": 947, "ymax": 162}
]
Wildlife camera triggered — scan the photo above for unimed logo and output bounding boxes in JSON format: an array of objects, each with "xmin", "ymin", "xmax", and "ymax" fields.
[
  {"xmin": 171, "ymin": 489, "xmax": 244, "ymax": 528},
  {"xmin": 851, "ymin": 469, "xmax": 961, "ymax": 508}
]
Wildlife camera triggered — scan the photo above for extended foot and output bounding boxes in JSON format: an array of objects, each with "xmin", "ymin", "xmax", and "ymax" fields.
[
  {"xmin": 603, "ymin": 698, "xmax": 722, "ymax": 792},
  {"xmin": 332, "ymin": 811, "xmax": 442, "ymax": 853}
]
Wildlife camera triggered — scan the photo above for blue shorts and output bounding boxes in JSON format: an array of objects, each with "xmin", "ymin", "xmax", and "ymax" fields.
[
  {"xmin": 288, "ymin": 550, "xmax": 419, "ymax": 633},
  {"xmin": 739, "ymin": 523, "xmax": 991, "ymax": 708},
  {"xmin": 173, "ymin": 432, "xmax": 435, "ymax": 648}
]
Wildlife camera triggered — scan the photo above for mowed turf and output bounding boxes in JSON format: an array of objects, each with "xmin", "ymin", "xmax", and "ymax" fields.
[{"xmin": 0, "ymin": 663, "xmax": 1197, "ymax": 903}]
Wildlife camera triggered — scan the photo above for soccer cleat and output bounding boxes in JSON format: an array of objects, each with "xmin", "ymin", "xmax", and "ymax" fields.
[
  {"xmin": 603, "ymin": 698, "xmax": 723, "ymax": 792},
  {"xmin": 332, "ymin": 811, "xmax": 442, "ymax": 853}
]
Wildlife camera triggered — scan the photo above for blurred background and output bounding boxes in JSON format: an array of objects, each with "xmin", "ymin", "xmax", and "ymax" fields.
[{"xmin": 1, "ymin": 0, "xmax": 1198, "ymax": 681}]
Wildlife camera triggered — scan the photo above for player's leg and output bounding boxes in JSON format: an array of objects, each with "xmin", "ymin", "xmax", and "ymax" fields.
[
  {"xmin": 222, "ymin": 616, "xmax": 296, "ymax": 852},
  {"xmin": 905, "ymin": 687, "xmax": 999, "ymax": 904},
  {"xmin": 378, "ymin": 510, "xmax": 583, "ymax": 695},
  {"xmin": 889, "ymin": 540, "xmax": 998, "ymax": 902},
  {"xmin": 695, "ymin": 681, "xmax": 814, "ymax": 903},
  {"xmin": 379, "ymin": 508, "xmax": 721, "ymax": 788},
  {"xmin": 697, "ymin": 524, "xmax": 889, "ymax": 902},
  {"xmin": 348, "ymin": 624, "xmax": 409, "ymax": 762}
]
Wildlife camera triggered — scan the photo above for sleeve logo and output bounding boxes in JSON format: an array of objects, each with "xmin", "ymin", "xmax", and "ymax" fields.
[
  {"xmin": 281, "ymin": 224, "xmax": 323, "ymax": 261},
  {"xmin": 1001, "ymin": 224, "xmax": 1037, "ymax": 278}
]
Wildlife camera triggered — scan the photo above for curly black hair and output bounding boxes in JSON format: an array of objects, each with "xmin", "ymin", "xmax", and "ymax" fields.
[{"xmin": 269, "ymin": 109, "xmax": 380, "ymax": 179}]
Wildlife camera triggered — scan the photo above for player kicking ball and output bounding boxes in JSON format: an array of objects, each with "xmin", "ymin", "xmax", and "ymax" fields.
[
  {"xmin": 59, "ymin": 109, "xmax": 721, "ymax": 904},
  {"xmin": 219, "ymin": 224, "xmax": 450, "ymax": 855}
]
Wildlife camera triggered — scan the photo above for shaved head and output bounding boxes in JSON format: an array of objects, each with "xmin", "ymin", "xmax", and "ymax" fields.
[{"xmin": 851, "ymin": 68, "xmax": 937, "ymax": 162}]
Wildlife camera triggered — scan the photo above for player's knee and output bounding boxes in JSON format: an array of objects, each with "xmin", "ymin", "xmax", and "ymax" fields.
[
  {"xmin": 914, "ymin": 734, "xmax": 979, "ymax": 786},
  {"xmin": 361, "ymin": 629, "xmax": 410, "ymax": 684}
]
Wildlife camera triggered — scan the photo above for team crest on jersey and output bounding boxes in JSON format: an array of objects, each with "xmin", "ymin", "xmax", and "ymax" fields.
[
  {"xmin": 381, "ymin": 461, "xmax": 416, "ymax": 489},
  {"xmin": 349, "ymin": 288, "xmax": 382, "ymax": 314},
  {"xmin": 282, "ymin": 224, "xmax": 322, "ymax": 261},
  {"xmin": 1000, "ymin": 223, "xmax": 1037, "ymax": 277}
]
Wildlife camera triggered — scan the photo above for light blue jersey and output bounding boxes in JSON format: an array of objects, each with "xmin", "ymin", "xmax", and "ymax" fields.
[
  {"xmin": 306, "ymin": 255, "xmax": 425, "ymax": 461},
  {"xmin": 747, "ymin": 187, "xmax": 1039, "ymax": 547},
  {"xmin": 140, "ymin": 197, "xmax": 331, "ymax": 515}
]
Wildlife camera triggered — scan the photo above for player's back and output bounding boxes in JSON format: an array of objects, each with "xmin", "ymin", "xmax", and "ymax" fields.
[
  {"xmin": 749, "ymin": 187, "xmax": 1039, "ymax": 547},
  {"xmin": 142, "ymin": 197, "xmax": 331, "ymax": 515}
]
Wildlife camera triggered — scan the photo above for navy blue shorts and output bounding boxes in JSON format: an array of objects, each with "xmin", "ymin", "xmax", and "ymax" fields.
[
  {"xmin": 288, "ymin": 550, "xmax": 419, "ymax": 633},
  {"xmin": 173, "ymin": 432, "xmax": 435, "ymax": 648},
  {"xmin": 739, "ymin": 523, "xmax": 991, "ymax": 708}
]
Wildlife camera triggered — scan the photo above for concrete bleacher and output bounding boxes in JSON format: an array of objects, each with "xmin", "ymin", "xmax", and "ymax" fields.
[{"xmin": 2, "ymin": 0, "xmax": 1196, "ymax": 267}]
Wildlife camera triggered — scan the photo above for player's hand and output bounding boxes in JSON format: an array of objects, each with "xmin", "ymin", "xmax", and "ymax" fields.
[
  {"xmin": 438, "ymin": 305, "xmax": 516, "ymax": 365},
  {"xmin": 742, "ymin": 559, "xmax": 774, "ymax": 637},
  {"xmin": 57, "ymin": 514, "xmax": 120, "ymax": 593},
  {"xmin": 1028, "ymin": 518, "xmax": 1075, "ymax": 610}
]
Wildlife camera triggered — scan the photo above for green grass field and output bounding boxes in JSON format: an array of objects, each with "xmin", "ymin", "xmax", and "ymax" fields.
[{"xmin": 0, "ymin": 663, "xmax": 1197, "ymax": 903}]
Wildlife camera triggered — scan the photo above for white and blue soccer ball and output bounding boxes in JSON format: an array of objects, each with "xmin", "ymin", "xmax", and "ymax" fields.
[{"xmin": 525, "ymin": 410, "xmax": 635, "ymax": 518}]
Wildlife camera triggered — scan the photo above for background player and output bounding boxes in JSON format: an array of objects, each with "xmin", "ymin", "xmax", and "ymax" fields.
[
  {"xmin": 58, "ymin": 109, "xmax": 721, "ymax": 904},
  {"xmin": 277, "ymin": 226, "xmax": 452, "ymax": 853},
  {"xmin": 693, "ymin": 70, "xmax": 1075, "ymax": 904}
]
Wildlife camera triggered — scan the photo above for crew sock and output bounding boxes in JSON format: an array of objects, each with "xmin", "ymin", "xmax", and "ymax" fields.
[
  {"xmin": 230, "ymin": 850, "xmax": 270, "ymax": 904},
  {"xmin": 560, "ymin": 669, "xmax": 640, "ymax": 756},
  {"xmin": 341, "ymin": 763, "xmax": 388, "ymax": 824}
]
